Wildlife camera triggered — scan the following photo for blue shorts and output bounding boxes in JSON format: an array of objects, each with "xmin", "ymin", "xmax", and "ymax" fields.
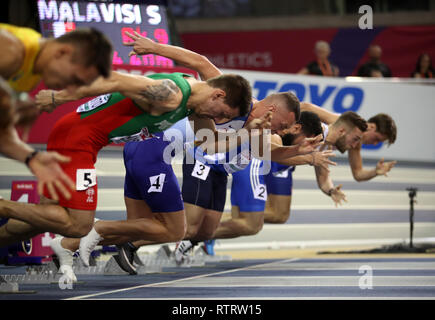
[
  {"xmin": 264, "ymin": 162, "xmax": 295, "ymax": 196},
  {"xmin": 123, "ymin": 137, "xmax": 184, "ymax": 213},
  {"xmin": 231, "ymin": 158, "xmax": 267, "ymax": 212},
  {"xmin": 182, "ymin": 157, "xmax": 228, "ymax": 212}
]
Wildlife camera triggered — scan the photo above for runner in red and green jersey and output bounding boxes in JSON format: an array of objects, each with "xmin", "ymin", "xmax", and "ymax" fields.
[{"xmin": 0, "ymin": 70, "xmax": 253, "ymax": 247}]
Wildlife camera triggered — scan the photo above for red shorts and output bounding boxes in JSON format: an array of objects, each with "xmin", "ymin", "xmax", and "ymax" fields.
[{"xmin": 43, "ymin": 149, "xmax": 98, "ymax": 211}]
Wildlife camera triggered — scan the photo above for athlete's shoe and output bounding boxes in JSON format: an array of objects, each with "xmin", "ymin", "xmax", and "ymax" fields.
[
  {"xmin": 174, "ymin": 240, "xmax": 194, "ymax": 265},
  {"xmin": 115, "ymin": 243, "xmax": 138, "ymax": 275},
  {"xmin": 202, "ymin": 239, "xmax": 216, "ymax": 256},
  {"xmin": 79, "ymin": 227, "xmax": 103, "ymax": 267},
  {"xmin": 50, "ymin": 237, "xmax": 77, "ymax": 283}
]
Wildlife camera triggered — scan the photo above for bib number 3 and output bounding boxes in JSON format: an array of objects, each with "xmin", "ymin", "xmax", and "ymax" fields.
[{"xmin": 191, "ymin": 161, "xmax": 210, "ymax": 181}]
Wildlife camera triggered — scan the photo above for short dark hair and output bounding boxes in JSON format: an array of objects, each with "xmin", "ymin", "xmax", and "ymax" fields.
[
  {"xmin": 334, "ymin": 111, "xmax": 367, "ymax": 132},
  {"xmin": 55, "ymin": 28, "xmax": 113, "ymax": 78},
  {"xmin": 281, "ymin": 111, "xmax": 322, "ymax": 146},
  {"xmin": 274, "ymin": 92, "xmax": 300, "ymax": 122},
  {"xmin": 298, "ymin": 111, "xmax": 323, "ymax": 137},
  {"xmin": 206, "ymin": 74, "xmax": 252, "ymax": 117},
  {"xmin": 368, "ymin": 113, "xmax": 397, "ymax": 145}
]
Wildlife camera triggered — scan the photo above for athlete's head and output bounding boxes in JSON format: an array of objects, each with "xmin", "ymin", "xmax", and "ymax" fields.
[
  {"xmin": 281, "ymin": 111, "xmax": 323, "ymax": 146},
  {"xmin": 364, "ymin": 113, "xmax": 397, "ymax": 146},
  {"xmin": 195, "ymin": 74, "xmax": 252, "ymax": 120},
  {"xmin": 42, "ymin": 28, "xmax": 113, "ymax": 90},
  {"xmin": 330, "ymin": 111, "xmax": 367, "ymax": 153},
  {"xmin": 249, "ymin": 92, "xmax": 300, "ymax": 136},
  {"xmin": 0, "ymin": 77, "xmax": 16, "ymax": 130},
  {"xmin": 315, "ymin": 41, "xmax": 331, "ymax": 61}
]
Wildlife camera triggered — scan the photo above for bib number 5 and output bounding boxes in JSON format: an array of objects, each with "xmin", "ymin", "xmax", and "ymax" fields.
[{"xmin": 76, "ymin": 169, "xmax": 97, "ymax": 191}]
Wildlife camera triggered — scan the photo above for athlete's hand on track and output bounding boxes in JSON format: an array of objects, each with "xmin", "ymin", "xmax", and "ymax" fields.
[
  {"xmin": 27, "ymin": 151, "xmax": 75, "ymax": 201},
  {"xmin": 375, "ymin": 158, "xmax": 397, "ymax": 177},
  {"xmin": 330, "ymin": 184, "xmax": 347, "ymax": 207},
  {"xmin": 35, "ymin": 90, "xmax": 57, "ymax": 113},
  {"xmin": 311, "ymin": 150, "xmax": 337, "ymax": 172},
  {"xmin": 123, "ymin": 31, "xmax": 157, "ymax": 57}
]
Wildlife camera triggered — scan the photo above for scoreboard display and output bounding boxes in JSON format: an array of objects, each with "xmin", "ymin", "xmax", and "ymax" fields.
[{"xmin": 37, "ymin": 0, "xmax": 173, "ymax": 67}]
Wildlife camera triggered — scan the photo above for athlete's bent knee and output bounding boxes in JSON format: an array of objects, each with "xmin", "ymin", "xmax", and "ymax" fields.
[
  {"xmin": 62, "ymin": 221, "xmax": 93, "ymax": 238},
  {"xmin": 166, "ymin": 225, "xmax": 186, "ymax": 242},
  {"xmin": 240, "ymin": 222, "xmax": 263, "ymax": 236},
  {"xmin": 275, "ymin": 211, "xmax": 290, "ymax": 224}
]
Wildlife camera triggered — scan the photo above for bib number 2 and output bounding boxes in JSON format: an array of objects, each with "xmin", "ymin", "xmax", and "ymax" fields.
[{"xmin": 254, "ymin": 184, "xmax": 267, "ymax": 201}]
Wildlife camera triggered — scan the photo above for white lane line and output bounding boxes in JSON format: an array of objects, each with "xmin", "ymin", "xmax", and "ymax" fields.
[
  {"xmin": 65, "ymin": 258, "xmax": 300, "ymax": 300},
  {"xmin": 160, "ymin": 276, "xmax": 435, "ymax": 287}
]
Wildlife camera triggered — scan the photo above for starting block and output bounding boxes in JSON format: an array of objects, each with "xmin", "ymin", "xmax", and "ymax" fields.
[
  {"xmin": 193, "ymin": 247, "xmax": 233, "ymax": 263},
  {"xmin": 66, "ymin": 253, "xmax": 162, "ymax": 276},
  {"xmin": 0, "ymin": 261, "xmax": 60, "ymax": 294},
  {"xmin": 104, "ymin": 255, "xmax": 161, "ymax": 275},
  {"xmin": 0, "ymin": 277, "xmax": 19, "ymax": 293},
  {"xmin": 137, "ymin": 245, "xmax": 206, "ymax": 268}
]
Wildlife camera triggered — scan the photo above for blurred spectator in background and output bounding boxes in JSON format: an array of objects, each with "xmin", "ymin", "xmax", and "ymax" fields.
[
  {"xmin": 368, "ymin": 66, "xmax": 384, "ymax": 78},
  {"xmin": 357, "ymin": 45, "xmax": 392, "ymax": 77},
  {"xmin": 298, "ymin": 40, "xmax": 339, "ymax": 77},
  {"xmin": 411, "ymin": 53, "xmax": 434, "ymax": 78}
]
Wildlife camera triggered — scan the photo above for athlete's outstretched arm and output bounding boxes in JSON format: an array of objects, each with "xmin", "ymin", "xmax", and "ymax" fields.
[
  {"xmin": 124, "ymin": 31, "xmax": 222, "ymax": 81},
  {"xmin": 275, "ymin": 150, "xmax": 337, "ymax": 171},
  {"xmin": 348, "ymin": 147, "xmax": 396, "ymax": 182},
  {"xmin": 0, "ymin": 125, "xmax": 75, "ymax": 200},
  {"xmin": 187, "ymin": 111, "xmax": 273, "ymax": 156},
  {"xmin": 36, "ymin": 75, "xmax": 119, "ymax": 111},
  {"xmin": 270, "ymin": 134, "xmax": 323, "ymax": 162},
  {"xmin": 314, "ymin": 163, "xmax": 347, "ymax": 207},
  {"xmin": 36, "ymin": 71, "xmax": 182, "ymax": 112},
  {"xmin": 300, "ymin": 102, "xmax": 339, "ymax": 125}
]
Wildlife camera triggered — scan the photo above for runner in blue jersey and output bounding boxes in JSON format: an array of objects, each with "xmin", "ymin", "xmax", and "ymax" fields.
[{"xmin": 263, "ymin": 111, "xmax": 324, "ymax": 224}]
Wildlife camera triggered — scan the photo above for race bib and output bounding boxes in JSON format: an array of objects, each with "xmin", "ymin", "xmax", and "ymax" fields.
[
  {"xmin": 254, "ymin": 184, "xmax": 267, "ymax": 201},
  {"xmin": 76, "ymin": 94, "xmax": 111, "ymax": 113},
  {"xmin": 191, "ymin": 161, "xmax": 210, "ymax": 181},
  {"xmin": 76, "ymin": 169, "xmax": 97, "ymax": 191},
  {"xmin": 148, "ymin": 174, "xmax": 166, "ymax": 193}
]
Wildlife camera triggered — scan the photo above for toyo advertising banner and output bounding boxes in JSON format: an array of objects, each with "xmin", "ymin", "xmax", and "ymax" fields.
[
  {"xmin": 24, "ymin": 65, "xmax": 434, "ymax": 163},
  {"xmin": 222, "ymin": 69, "xmax": 435, "ymax": 163}
]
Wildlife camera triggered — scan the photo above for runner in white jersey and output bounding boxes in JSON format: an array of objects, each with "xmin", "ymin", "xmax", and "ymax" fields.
[
  {"xmin": 301, "ymin": 102, "xmax": 397, "ymax": 182},
  {"xmin": 311, "ymin": 111, "xmax": 368, "ymax": 206}
]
